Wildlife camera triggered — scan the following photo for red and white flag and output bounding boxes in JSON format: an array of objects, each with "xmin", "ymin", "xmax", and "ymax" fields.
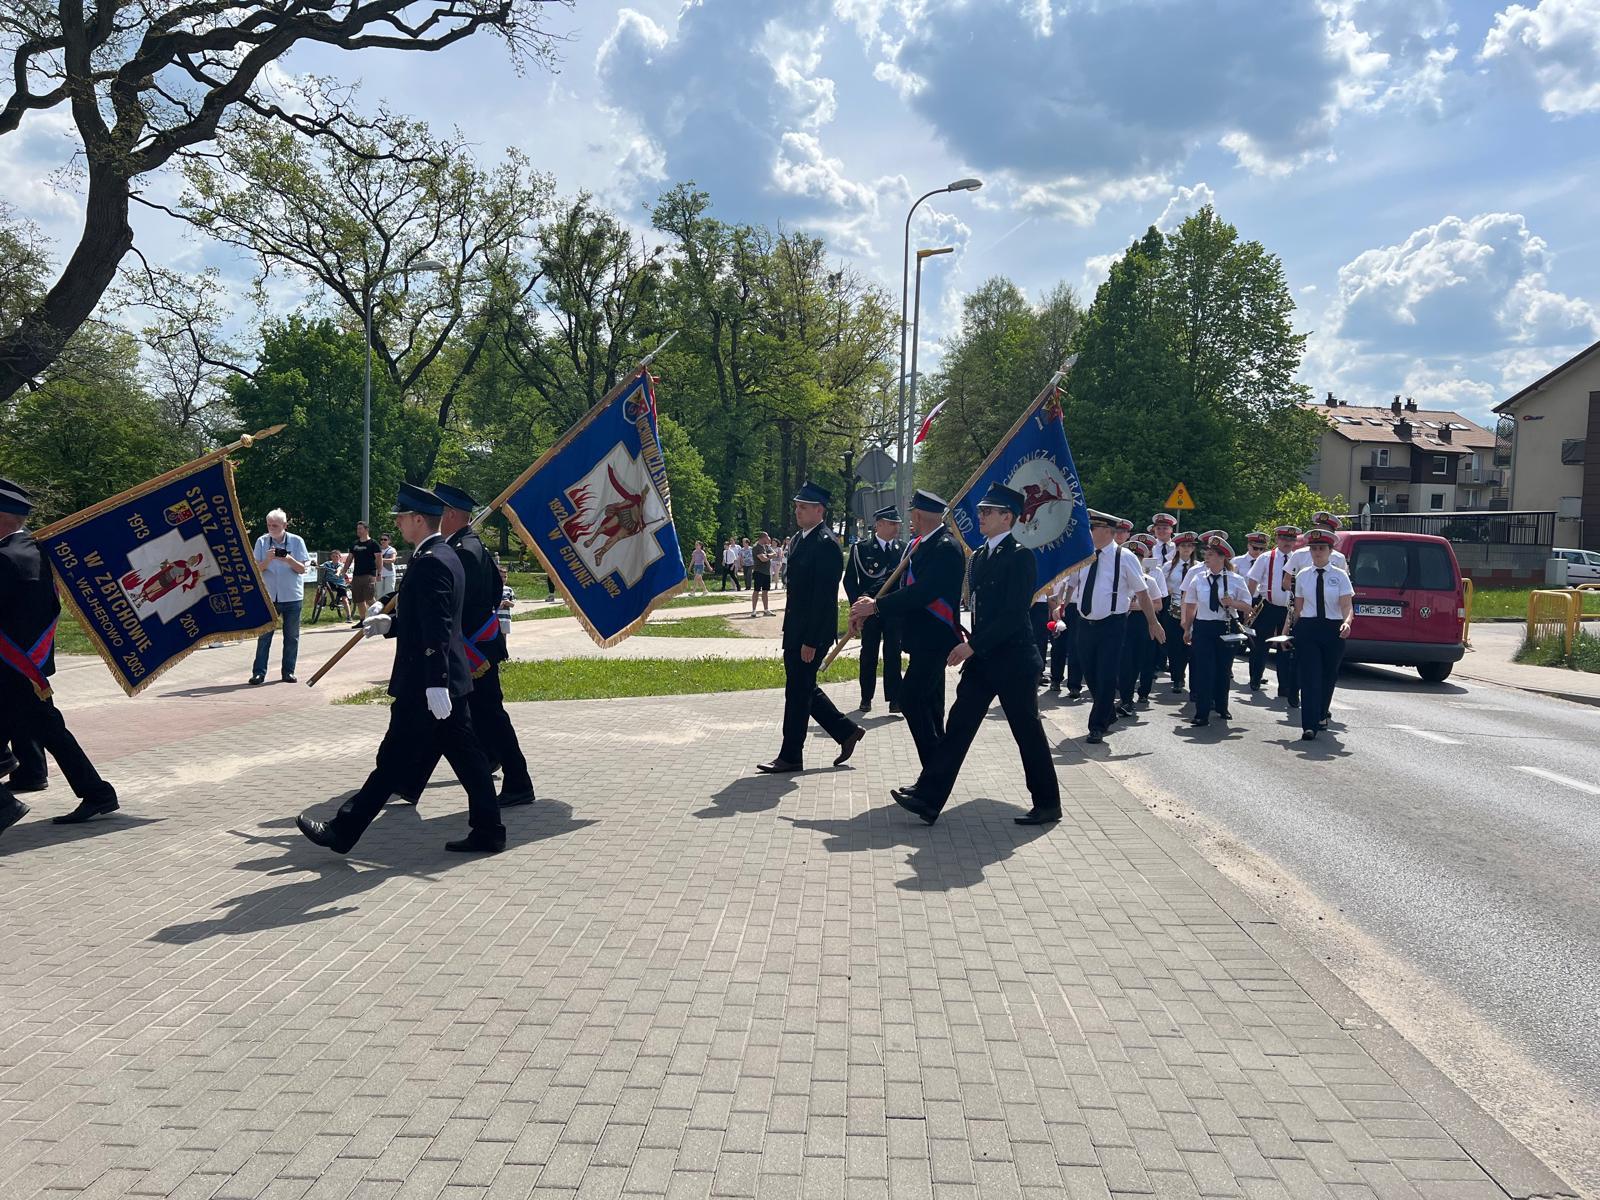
[{"xmin": 913, "ymin": 399, "xmax": 946, "ymax": 445}]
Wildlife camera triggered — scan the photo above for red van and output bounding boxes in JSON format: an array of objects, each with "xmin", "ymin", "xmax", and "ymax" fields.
[{"xmin": 1334, "ymin": 531, "xmax": 1466, "ymax": 682}]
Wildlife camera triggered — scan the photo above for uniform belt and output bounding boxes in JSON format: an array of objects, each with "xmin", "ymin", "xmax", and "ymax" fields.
[
  {"xmin": 461, "ymin": 613, "xmax": 501, "ymax": 679},
  {"xmin": 0, "ymin": 619, "xmax": 55, "ymax": 700}
]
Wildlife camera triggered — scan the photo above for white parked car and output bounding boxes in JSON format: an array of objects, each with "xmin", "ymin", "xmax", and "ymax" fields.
[{"xmin": 1554, "ymin": 548, "xmax": 1600, "ymax": 586}]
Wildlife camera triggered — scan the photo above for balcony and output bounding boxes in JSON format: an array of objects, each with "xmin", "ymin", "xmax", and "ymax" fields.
[
  {"xmin": 1361, "ymin": 465, "xmax": 1411, "ymax": 482},
  {"xmin": 1457, "ymin": 467, "xmax": 1504, "ymax": 487}
]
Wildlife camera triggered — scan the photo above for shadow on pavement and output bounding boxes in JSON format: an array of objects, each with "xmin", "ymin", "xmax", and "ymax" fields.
[
  {"xmin": 693, "ymin": 773, "xmax": 804, "ymax": 819},
  {"xmin": 1170, "ymin": 721, "xmax": 1245, "ymax": 744},
  {"xmin": 148, "ymin": 800, "xmax": 594, "ymax": 944},
  {"xmin": 159, "ymin": 681, "xmax": 281, "ymax": 698},
  {"xmin": 1268, "ymin": 734, "xmax": 1353, "ymax": 760},
  {"xmin": 783, "ymin": 798, "xmax": 1053, "ymax": 892},
  {"xmin": 1338, "ymin": 664, "xmax": 1470, "ymax": 696},
  {"xmin": 0, "ymin": 813, "xmax": 164, "ymax": 856}
]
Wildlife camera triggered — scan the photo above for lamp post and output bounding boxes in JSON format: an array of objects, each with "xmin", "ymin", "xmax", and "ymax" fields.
[
  {"xmin": 907, "ymin": 246, "xmax": 955, "ymax": 503},
  {"xmin": 897, "ymin": 177, "xmax": 980, "ymax": 514},
  {"xmin": 362, "ymin": 257, "xmax": 446, "ymax": 525}
]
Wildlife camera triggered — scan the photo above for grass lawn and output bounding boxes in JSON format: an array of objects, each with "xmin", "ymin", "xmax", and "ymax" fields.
[
  {"xmin": 338, "ymin": 655, "xmax": 857, "ymax": 703},
  {"xmin": 1516, "ymin": 631, "xmax": 1600, "ymax": 673},
  {"xmin": 634, "ymin": 614, "xmax": 741, "ymax": 638},
  {"xmin": 1468, "ymin": 584, "xmax": 1600, "ymax": 620},
  {"xmin": 512, "ymin": 591, "xmax": 738, "ymax": 622}
]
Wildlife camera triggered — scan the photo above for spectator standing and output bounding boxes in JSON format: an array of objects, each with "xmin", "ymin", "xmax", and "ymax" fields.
[
  {"xmin": 378, "ymin": 534, "xmax": 398, "ymax": 597},
  {"xmin": 344, "ymin": 521, "xmax": 381, "ymax": 620},
  {"xmin": 689, "ymin": 541, "xmax": 710, "ymax": 595},
  {"xmin": 740, "ymin": 537, "xmax": 755, "ymax": 589},
  {"xmin": 750, "ymin": 532, "xmax": 775, "ymax": 617},
  {"xmin": 250, "ymin": 508, "xmax": 309, "ymax": 685},
  {"xmin": 720, "ymin": 538, "xmax": 740, "ymax": 591}
]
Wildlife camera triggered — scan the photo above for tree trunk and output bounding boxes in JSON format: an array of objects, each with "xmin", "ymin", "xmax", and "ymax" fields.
[{"xmin": 0, "ymin": 165, "xmax": 134, "ymax": 401}]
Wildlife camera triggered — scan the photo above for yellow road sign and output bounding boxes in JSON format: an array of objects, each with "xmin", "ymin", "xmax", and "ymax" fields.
[{"xmin": 1165, "ymin": 482, "xmax": 1195, "ymax": 510}]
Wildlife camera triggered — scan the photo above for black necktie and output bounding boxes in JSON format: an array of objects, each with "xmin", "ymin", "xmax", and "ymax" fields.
[
  {"xmin": 1316, "ymin": 568, "xmax": 1326, "ymax": 619},
  {"xmin": 1208, "ymin": 573, "xmax": 1220, "ymax": 614},
  {"xmin": 1081, "ymin": 553, "xmax": 1099, "ymax": 616}
]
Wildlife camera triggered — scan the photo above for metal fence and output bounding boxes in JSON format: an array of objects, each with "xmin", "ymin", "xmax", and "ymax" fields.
[{"xmin": 1341, "ymin": 510, "xmax": 1556, "ymax": 546}]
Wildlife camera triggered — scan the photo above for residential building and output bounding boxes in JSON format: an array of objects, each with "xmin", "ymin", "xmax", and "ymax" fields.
[
  {"xmin": 1302, "ymin": 395, "xmax": 1501, "ymax": 515},
  {"xmin": 1493, "ymin": 338, "xmax": 1600, "ymax": 552}
]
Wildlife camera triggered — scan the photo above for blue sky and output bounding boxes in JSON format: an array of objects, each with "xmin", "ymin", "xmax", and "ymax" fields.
[{"xmin": 7, "ymin": 0, "xmax": 1600, "ymax": 426}]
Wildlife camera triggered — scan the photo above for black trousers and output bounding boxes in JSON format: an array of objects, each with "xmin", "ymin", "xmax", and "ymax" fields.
[
  {"xmin": 0, "ymin": 679, "xmax": 115, "ymax": 809},
  {"xmin": 1076, "ymin": 614, "xmax": 1126, "ymax": 734},
  {"xmin": 1159, "ymin": 609, "xmax": 1187, "ymax": 688},
  {"xmin": 1249, "ymin": 603, "xmax": 1288, "ymax": 687},
  {"xmin": 331, "ymin": 693, "xmax": 504, "ymax": 846},
  {"xmin": 1030, "ymin": 603, "xmax": 1049, "ymax": 675},
  {"xmin": 719, "ymin": 564, "xmax": 739, "ymax": 590},
  {"xmin": 1049, "ymin": 607, "xmax": 1078, "ymax": 689},
  {"xmin": 406, "ymin": 665, "xmax": 533, "ymax": 797},
  {"xmin": 1293, "ymin": 619, "xmax": 1345, "ymax": 730},
  {"xmin": 1118, "ymin": 615, "xmax": 1153, "ymax": 703},
  {"xmin": 857, "ymin": 614, "xmax": 902, "ymax": 705},
  {"xmin": 1189, "ymin": 622, "xmax": 1232, "ymax": 719},
  {"xmin": 899, "ymin": 650, "xmax": 947, "ymax": 766},
  {"xmin": 913, "ymin": 648, "xmax": 1058, "ymax": 813},
  {"xmin": 779, "ymin": 645, "xmax": 858, "ymax": 763},
  {"xmin": 5, "ymin": 734, "xmax": 47, "ymax": 784}
]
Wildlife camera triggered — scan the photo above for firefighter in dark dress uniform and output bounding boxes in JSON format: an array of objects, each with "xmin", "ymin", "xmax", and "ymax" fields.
[
  {"xmin": 396, "ymin": 483, "xmax": 536, "ymax": 809},
  {"xmin": 843, "ymin": 504, "xmax": 904, "ymax": 713},
  {"xmin": 0, "ymin": 478, "xmax": 120, "ymax": 838},
  {"xmin": 757, "ymin": 482, "xmax": 865, "ymax": 774},
  {"xmin": 297, "ymin": 483, "xmax": 505, "ymax": 855},
  {"xmin": 849, "ymin": 489, "xmax": 963, "ymax": 768},
  {"xmin": 889, "ymin": 483, "xmax": 1062, "ymax": 827}
]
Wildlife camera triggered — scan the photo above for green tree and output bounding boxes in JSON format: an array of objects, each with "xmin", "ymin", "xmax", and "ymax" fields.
[
  {"xmin": 225, "ymin": 317, "xmax": 436, "ymax": 551},
  {"xmin": 1269, "ymin": 483, "xmax": 1347, "ymax": 530}
]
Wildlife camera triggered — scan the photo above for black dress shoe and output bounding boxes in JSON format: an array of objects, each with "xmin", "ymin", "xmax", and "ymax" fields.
[
  {"xmin": 445, "ymin": 832, "xmax": 506, "ymax": 853},
  {"xmin": 0, "ymin": 800, "xmax": 29, "ymax": 836},
  {"xmin": 1066, "ymin": 689, "xmax": 1083, "ymax": 700},
  {"xmin": 1046, "ymin": 683, "xmax": 1060, "ymax": 694},
  {"xmin": 833, "ymin": 727, "xmax": 866, "ymax": 767},
  {"xmin": 394, "ymin": 791, "xmax": 421, "ymax": 805},
  {"xmin": 1085, "ymin": 731, "xmax": 1104, "ymax": 745},
  {"xmin": 1171, "ymin": 684, "xmax": 1186, "ymax": 694},
  {"xmin": 887, "ymin": 702, "xmax": 900, "ymax": 714},
  {"xmin": 1301, "ymin": 729, "xmax": 1317, "ymax": 741},
  {"xmin": 890, "ymin": 788, "xmax": 938, "ymax": 825},
  {"xmin": 52, "ymin": 796, "xmax": 119, "ymax": 825},
  {"xmin": 1218, "ymin": 710, "xmax": 1233, "ymax": 720},
  {"xmin": 296, "ymin": 814, "xmax": 352, "ymax": 853},
  {"xmin": 1014, "ymin": 809, "xmax": 1062, "ymax": 826},
  {"xmin": 248, "ymin": 674, "xmax": 265, "ymax": 686},
  {"xmin": 1189, "ymin": 715, "xmax": 1210, "ymax": 727},
  {"xmin": 498, "ymin": 787, "xmax": 536, "ymax": 808},
  {"xmin": 1286, "ymin": 696, "xmax": 1300, "ymax": 708},
  {"xmin": 1136, "ymin": 693, "xmax": 1150, "ymax": 704},
  {"xmin": 6, "ymin": 776, "xmax": 48, "ymax": 793},
  {"xmin": 1249, "ymin": 679, "xmax": 1263, "ymax": 690},
  {"xmin": 0, "ymin": 752, "xmax": 18, "ymax": 776},
  {"xmin": 1115, "ymin": 703, "xmax": 1136, "ymax": 718},
  {"xmin": 756, "ymin": 758, "xmax": 803, "ymax": 774},
  {"xmin": 857, "ymin": 699, "xmax": 872, "ymax": 713},
  {"xmin": 280, "ymin": 672, "xmax": 297, "ymax": 684}
]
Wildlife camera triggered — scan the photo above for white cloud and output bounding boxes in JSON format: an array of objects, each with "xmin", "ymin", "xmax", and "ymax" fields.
[
  {"xmin": 1015, "ymin": 175, "xmax": 1169, "ymax": 227},
  {"xmin": 773, "ymin": 133, "xmax": 878, "ymax": 215},
  {"xmin": 1481, "ymin": 0, "xmax": 1600, "ymax": 115},
  {"xmin": 1155, "ymin": 183, "xmax": 1217, "ymax": 233},
  {"xmin": 1332, "ymin": 212, "xmax": 1599, "ymax": 354}
]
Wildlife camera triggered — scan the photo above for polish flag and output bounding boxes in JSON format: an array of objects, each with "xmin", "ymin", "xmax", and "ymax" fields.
[{"xmin": 913, "ymin": 399, "xmax": 946, "ymax": 445}]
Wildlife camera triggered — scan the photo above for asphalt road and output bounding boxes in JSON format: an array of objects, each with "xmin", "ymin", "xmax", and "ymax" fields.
[{"xmin": 1039, "ymin": 658, "xmax": 1600, "ymax": 1196}]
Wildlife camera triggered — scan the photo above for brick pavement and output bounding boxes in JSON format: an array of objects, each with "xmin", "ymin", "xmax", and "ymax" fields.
[{"xmin": 0, "ymin": 685, "xmax": 1576, "ymax": 1199}]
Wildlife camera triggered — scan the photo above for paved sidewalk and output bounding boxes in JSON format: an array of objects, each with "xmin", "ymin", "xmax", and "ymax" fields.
[
  {"xmin": 2, "ymin": 684, "xmax": 1574, "ymax": 1199},
  {"xmin": 1457, "ymin": 623, "xmax": 1600, "ymax": 707}
]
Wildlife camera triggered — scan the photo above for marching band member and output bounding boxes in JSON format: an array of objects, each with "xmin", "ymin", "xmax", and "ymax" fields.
[
  {"xmin": 1291, "ymin": 528, "xmax": 1354, "ymax": 740},
  {"xmin": 1236, "ymin": 532, "xmax": 1267, "ymax": 580},
  {"xmin": 852, "ymin": 490, "xmax": 964, "ymax": 768},
  {"xmin": 1245, "ymin": 526, "xmax": 1298, "ymax": 694},
  {"xmin": 1163, "ymin": 531, "xmax": 1199, "ymax": 693},
  {"xmin": 1148, "ymin": 513, "xmax": 1178, "ymax": 571},
  {"xmin": 890, "ymin": 484, "xmax": 1061, "ymax": 826},
  {"xmin": 1117, "ymin": 537, "xmax": 1168, "ymax": 705},
  {"xmin": 1284, "ymin": 511, "xmax": 1348, "ymax": 578},
  {"xmin": 843, "ymin": 504, "xmax": 905, "ymax": 713},
  {"xmin": 1076, "ymin": 511, "xmax": 1164, "ymax": 744},
  {"xmin": 1180, "ymin": 537, "xmax": 1252, "ymax": 727},
  {"xmin": 1114, "ymin": 517, "xmax": 1135, "ymax": 545},
  {"xmin": 1045, "ymin": 574, "xmax": 1077, "ymax": 697}
]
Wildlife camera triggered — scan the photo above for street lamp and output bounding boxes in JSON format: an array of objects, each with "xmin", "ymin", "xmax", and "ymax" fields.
[
  {"xmin": 362, "ymin": 257, "xmax": 447, "ymax": 525},
  {"xmin": 906, "ymin": 246, "xmax": 955, "ymax": 501},
  {"xmin": 897, "ymin": 178, "xmax": 980, "ymax": 513}
]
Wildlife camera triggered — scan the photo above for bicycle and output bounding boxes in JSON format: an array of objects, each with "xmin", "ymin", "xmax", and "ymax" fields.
[{"xmin": 310, "ymin": 578, "xmax": 352, "ymax": 624}]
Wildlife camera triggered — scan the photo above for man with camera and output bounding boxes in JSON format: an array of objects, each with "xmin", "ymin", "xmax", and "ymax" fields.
[{"xmin": 249, "ymin": 508, "xmax": 309, "ymax": 685}]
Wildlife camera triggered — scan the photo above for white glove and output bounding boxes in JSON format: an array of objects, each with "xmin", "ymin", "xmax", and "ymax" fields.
[
  {"xmin": 361, "ymin": 613, "xmax": 392, "ymax": 639},
  {"xmin": 366, "ymin": 601, "xmax": 386, "ymax": 618},
  {"xmin": 425, "ymin": 687, "xmax": 452, "ymax": 720}
]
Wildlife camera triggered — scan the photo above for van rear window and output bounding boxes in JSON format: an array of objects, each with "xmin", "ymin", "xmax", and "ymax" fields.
[
  {"xmin": 1351, "ymin": 542, "xmax": 1407, "ymax": 588},
  {"xmin": 1415, "ymin": 544, "xmax": 1455, "ymax": 590}
]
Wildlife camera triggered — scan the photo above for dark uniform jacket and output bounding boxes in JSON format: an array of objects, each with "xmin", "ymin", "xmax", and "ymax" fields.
[
  {"xmin": 842, "ymin": 536, "xmax": 904, "ymax": 603},
  {"xmin": 446, "ymin": 526, "xmax": 508, "ymax": 666},
  {"xmin": 875, "ymin": 526, "xmax": 964, "ymax": 658},
  {"xmin": 781, "ymin": 524, "xmax": 843, "ymax": 652},
  {"xmin": 0, "ymin": 530, "xmax": 59, "ymax": 680},
  {"xmin": 966, "ymin": 534, "xmax": 1039, "ymax": 666},
  {"xmin": 385, "ymin": 534, "xmax": 472, "ymax": 699}
]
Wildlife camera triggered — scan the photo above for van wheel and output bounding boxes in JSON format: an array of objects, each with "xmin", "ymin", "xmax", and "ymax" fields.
[{"xmin": 1417, "ymin": 662, "xmax": 1453, "ymax": 683}]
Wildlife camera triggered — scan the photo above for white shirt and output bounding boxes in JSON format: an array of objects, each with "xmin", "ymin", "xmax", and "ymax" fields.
[
  {"xmin": 1182, "ymin": 569, "xmax": 1250, "ymax": 621},
  {"xmin": 1284, "ymin": 546, "xmax": 1348, "ymax": 592},
  {"xmin": 1234, "ymin": 551, "xmax": 1261, "ymax": 578},
  {"xmin": 1166, "ymin": 556, "xmax": 1199, "ymax": 599},
  {"xmin": 1141, "ymin": 563, "xmax": 1169, "ymax": 601},
  {"xmin": 984, "ymin": 530, "xmax": 1012, "ymax": 552},
  {"xmin": 1149, "ymin": 537, "xmax": 1176, "ymax": 569},
  {"xmin": 724, "ymin": 545, "xmax": 738, "ymax": 565},
  {"xmin": 1077, "ymin": 542, "xmax": 1147, "ymax": 620},
  {"xmin": 1248, "ymin": 547, "xmax": 1295, "ymax": 606},
  {"xmin": 1294, "ymin": 564, "xmax": 1355, "ymax": 619}
]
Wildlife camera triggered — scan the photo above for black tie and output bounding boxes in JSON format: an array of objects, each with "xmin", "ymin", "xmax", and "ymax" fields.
[
  {"xmin": 1208, "ymin": 573, "xmax": 1220, "ymax": 614},
  {"xmin": 1081, "ymin": 553, "xmax": 1099, "ymax": 616},
  {"xmin": 1316, "ymin": 568, "xmax": 1326, "ymax": 619}
]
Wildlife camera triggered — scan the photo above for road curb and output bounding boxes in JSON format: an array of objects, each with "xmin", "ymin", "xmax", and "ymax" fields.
[
  {"xmin": 1052, "ymin": 733, "xmax": 1580, "ymax": 1200},
  {"xmin": 1453, "ymin": 670, "xmax": 1600, "ymax": 709}
]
